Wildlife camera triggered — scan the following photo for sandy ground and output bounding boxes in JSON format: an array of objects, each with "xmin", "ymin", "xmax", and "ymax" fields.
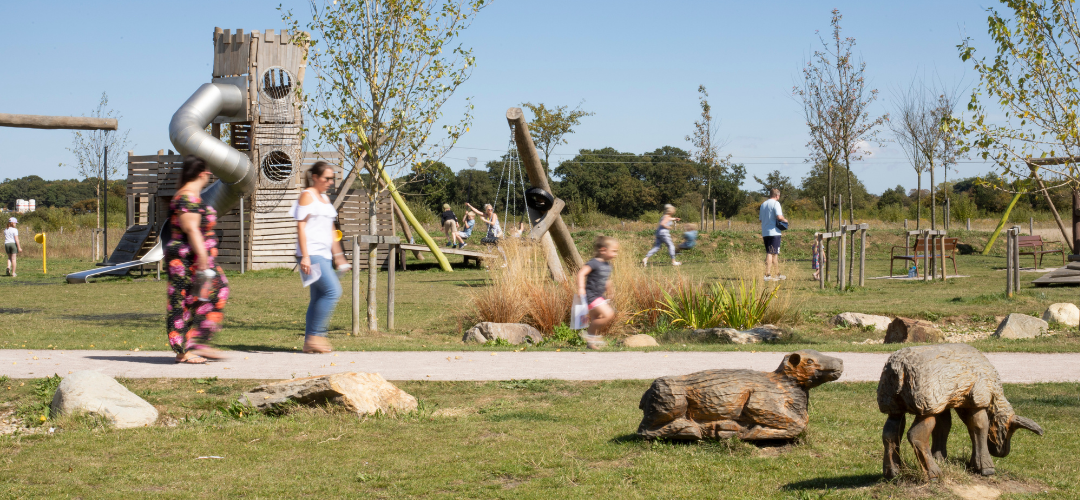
[{"xmin": 2, "ymin": 349, "xmax": 1079, "ymax": 382}]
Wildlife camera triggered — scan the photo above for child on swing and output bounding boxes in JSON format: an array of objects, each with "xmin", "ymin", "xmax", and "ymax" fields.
[{"xmin": 576, "ymin": 235, "xmax": 619, "ymax": 350}]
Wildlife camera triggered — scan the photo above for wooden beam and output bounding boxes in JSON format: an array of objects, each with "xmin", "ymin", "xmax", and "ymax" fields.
[
  {"xmin": 527, "ymin": 198, "xmax": 566, "ymax": 241},
  {"xmin": 506, "ymin": 107, "xmax": 583, "ymax": 270},
  {"xmin": 0, "ymin": 113, "xmax": 117, "ymax": 131}
]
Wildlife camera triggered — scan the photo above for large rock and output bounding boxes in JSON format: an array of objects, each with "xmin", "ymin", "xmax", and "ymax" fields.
[
  {"xmin": 50, "ymin": 370, "xmax": 158, "ymax": 429},
  {"xmin": 621, "ymin": 334, "xmax": 659, "ymax": 347},
  {"xmin": 994, "ymin": 313, "xmax": 1048, "ymax": 339},
  {"xmin": 884, "ymin": 318, "xmax": 945, "ymax": 344},
  {"xmin": 462, "ymin": 322, "xmax": 543, "ymax": 345},
  {"xmin": 240, "ymin": 372, "xmax": 417, "ymax": 416},
  {"xmin": 1041, "ymin": 303, "xmax": 1080, "ymax": 327},
  {"xmin": 694, "ymin": 324, "xmax": 784, "ymax": 344},
  {"xmin": 831, "ymin": 312, "xmax": 892, "ymax": 332}
]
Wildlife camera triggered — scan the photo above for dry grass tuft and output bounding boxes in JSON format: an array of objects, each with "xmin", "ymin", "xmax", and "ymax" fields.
[{"xmin": 464, "ymin": 239, "xmax": 573, "ymax": 335}]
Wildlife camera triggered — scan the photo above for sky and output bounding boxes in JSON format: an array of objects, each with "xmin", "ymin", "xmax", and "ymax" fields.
[{"xmin": 0, "ymin": 0, "xmax": 1004, "ymax": 195}]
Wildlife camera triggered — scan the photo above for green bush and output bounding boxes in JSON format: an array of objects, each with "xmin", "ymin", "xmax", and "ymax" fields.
[
  {"xmin": 546, "ymin": 324, "xmax": 585, "ymax": 347},
  {"xmin": 638, "ymin": 211, "xmax": 660, "ymax": 224},
  {"xmin": 877, "ymin": 203, "xmax": 904, "ymax": 223},
  {"xmin": 656, "ymin": 279, "xmax": 781, "ymax": 331}
]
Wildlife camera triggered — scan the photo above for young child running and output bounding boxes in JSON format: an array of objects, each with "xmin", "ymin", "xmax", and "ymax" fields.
[
  {"xmin": 676, "ymin": 224, "xmax": 698, "ymax": 253},
  {"xmin": 643, "ymin": 204, "xmax": 680, "ymax": 267},
  {"xmin": 576, "ymin": 235, "xmax": 619, "ymax": 350}
]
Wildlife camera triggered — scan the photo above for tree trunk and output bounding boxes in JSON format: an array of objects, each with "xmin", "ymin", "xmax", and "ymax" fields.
[
  {"xmin": 96, "ymin": 178, "xmax": 101, "ymax": 231},
  {"xmin": 929, "ymin": 161, "xmax": 936, "ymax": 230},
  {"xmin": 367, "ymin": 189, "xmax": 378, "ymax": 333},
  {"xmin": 827, "ymin": 160, "xmax": 834, "ymax": 231},
  {"xmin": 916, "ymin": 173, "xmax": 922, "ymax": 230}
]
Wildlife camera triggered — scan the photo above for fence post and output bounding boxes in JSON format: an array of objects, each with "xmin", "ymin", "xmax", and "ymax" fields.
[
  {"xmin": 1030, "ymin": 217, "xmax": 1034, "ymax": 236},
  {"xmin": 387, "ymin": 243, "xmax": 396, "ymax": 330},
  {"xmin": 1013, "ymin": 228, "xmax": 1021, "ymax": 293},
  {"xmin": 967, "ymin": 218, "xmax": 971, "ymax": 231},
  {"xmin": 923, "ymin": 230, "xmax": 931, "ymax": 282},
  {"xmin": 838, "ymin": 227, "xmax": 847, "ymax": 289},
  {"xmin": 1005, "ymin": 230, "xmax": 1010, "ymax": 296},
  {"xmin": 859, "ymin": 227, "xmax": 867, "ymax": 287},
  {"xmin": 904, "ymin": 219, "xmax": 908, "ymax": 231},
  {"xmin": 352, "ymin": 236, "xmax": 361, "ymax": 335}
]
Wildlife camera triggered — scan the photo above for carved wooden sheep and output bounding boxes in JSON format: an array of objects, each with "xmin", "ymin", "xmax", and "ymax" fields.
[
  {"xmin": 637, "ymin": 350, "xmax": 843, "ymax": 441},
  {"xmin": 878, "ymin": 344, "xmax": 1044, "ymax": 481}
]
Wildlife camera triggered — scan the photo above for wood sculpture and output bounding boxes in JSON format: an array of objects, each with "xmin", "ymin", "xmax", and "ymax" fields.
[
  {"xmin": 877, "ymin": 344, "xmax": 1044, "ymax": 481},
  {"xmin": 637, "ymin": 350, "xmax": 843, "ymax": 441}
]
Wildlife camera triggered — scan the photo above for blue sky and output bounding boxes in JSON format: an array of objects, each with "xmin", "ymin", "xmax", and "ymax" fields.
[{"xmin": 0, "ymin": 0, "xmax": 1002, "ymax": 194}]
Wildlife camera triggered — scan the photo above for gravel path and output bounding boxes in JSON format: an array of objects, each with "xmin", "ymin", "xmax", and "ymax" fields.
[{"xmin": 3, "ymin": 349, "xmax": 1079, "ymax": 383}]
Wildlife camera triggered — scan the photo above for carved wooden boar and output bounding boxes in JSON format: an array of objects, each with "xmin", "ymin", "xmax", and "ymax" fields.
[{"xmin": 637, "ymin": 350, "xmax": 843, "ymax": 441}]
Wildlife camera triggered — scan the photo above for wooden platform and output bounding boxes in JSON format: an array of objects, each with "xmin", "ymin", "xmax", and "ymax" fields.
[
  {"xmin": 398, "ymin": 243, "xmax": 496, "ymax": 269},
  {"xmin": 1032, "ymin": 261, "xmax": 1080, "ymax": 285}
]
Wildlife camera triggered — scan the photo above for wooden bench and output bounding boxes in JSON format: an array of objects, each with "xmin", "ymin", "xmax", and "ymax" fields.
[
  {"xmin": 1017, "ymin": 235, "xmax": 1066, "ymax": 268},
  {"xmin": 398, "ymin": 243, "xmax": 496, "ymax": 269},
  {"xmin": 890, "ymin": 237, "xmax": 959, "ymax": 277}
]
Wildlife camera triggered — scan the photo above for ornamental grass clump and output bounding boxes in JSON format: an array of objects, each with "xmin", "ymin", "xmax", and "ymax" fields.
[
  {"xmin": 465, "ymin": 238, "xmax": 573, "ymax": 335},
  {"xmin": 655, "ymin": 277, "xmax": 782, "ymax": 331}
]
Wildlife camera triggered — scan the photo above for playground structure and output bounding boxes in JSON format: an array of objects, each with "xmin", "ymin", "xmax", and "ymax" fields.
[{"xmin": 66, "ymin": 27, "xmax": 452, "ymax": 282}]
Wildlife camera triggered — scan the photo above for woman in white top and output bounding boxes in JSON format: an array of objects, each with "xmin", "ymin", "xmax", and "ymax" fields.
[
  {"xmin": 293, "ymin": 162, "xmax": 351, "ymax": 353},
  {"xmin": 5, "ymin": 217, "xmax": 21, "ymax": 277}
]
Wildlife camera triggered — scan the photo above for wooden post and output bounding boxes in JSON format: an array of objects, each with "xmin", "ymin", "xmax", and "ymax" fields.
[
  {"xmin": 387, "ymin": 243, "xmax": 396, "ymax": 330},
  {"xmin": 700, "ymin": 200, "xmax": 706, "ymax": 229},
  {"xmin": 728, "ymin": 219, "xmax": 731, "ymax": 230},
  {"xmin": 859, "ymin": 227, "xmax": 866, "ymax": 287},
  {"xmin": 0, "ymin": 113, "xmax": 117, "ymax": 130},
  {"xmin": 352, "ymin": 236, "xmax": 361, "ymax": 335},
  {"xmin": 1030, "ymin": 217, "xmax": 1034, "ymax": 235},
  {"xmin": 507, "ymin": 108, "xmax": 583, "ymax": 270},
  {"xmin": 923, "ymin": 230, "xmax": 930, "ymax": 282},
  {"xmin": 817, "ymin": 233, "xmax": 825, "ymax": 290},
  {"xmin": 1005, "ymin": 230, "xmax": 1014, "ymax": 297},
  {"xmin": 239, "ymin": 196, "xmax": 245, "ymax": 274},
  {"xmin": 904, "ymin": 219, "xmax": 908, "ymax": 231},
  {"xmin": 711, "ymin": 199, "xmax": 716, "ymax": 232},
  {"xmin": 823, "ymin": 196, "xmax": 828, "ymax": 231},
  {"xmin": 940, "ymin": 231, "xmax": 947, "ymax": 280},
  {"xmin": 824, "ymin": 231, "xmax": 831, "ymax": 287},
  {"xmin": 967, "ymin": 218, "xmax": 971, "ymax": 231},
  {"xmin": 1013, "ymin": 228, "xmax": 1020, "ymax": 291},
  {"xmin": 838, "ymin": 227, "xmax": 847, "ymax": 289}
]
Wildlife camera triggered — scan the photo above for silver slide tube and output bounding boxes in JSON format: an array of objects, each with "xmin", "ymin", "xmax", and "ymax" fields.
[{"xmin": 168, "ymin": 83, "xmax": 256, "ymax": 214}]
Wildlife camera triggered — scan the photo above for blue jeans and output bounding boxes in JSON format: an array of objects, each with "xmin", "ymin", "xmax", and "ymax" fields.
[{"xmin": 305, "ymin": 255, "xmax": 342, "ymax": 338}]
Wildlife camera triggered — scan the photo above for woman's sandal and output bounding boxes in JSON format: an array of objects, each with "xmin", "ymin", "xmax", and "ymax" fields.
[{"xmin": 175, "ymin": 354, "xmax": 208, "ymax": 364}]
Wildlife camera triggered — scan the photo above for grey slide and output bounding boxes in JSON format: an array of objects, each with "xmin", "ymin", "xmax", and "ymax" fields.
[{"xmin": 66, "ymin": 83, "xmax": 254, "ymax": 283}]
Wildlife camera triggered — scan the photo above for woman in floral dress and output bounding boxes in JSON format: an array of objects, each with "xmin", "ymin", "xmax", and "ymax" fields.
[{"xmin": 166, "ymin": 156, "xmax": 229, "ymax": 363}]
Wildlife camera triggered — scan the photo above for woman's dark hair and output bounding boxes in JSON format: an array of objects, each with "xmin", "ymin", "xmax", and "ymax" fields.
[
  {"xmin": 179, "ymin": 155, "xmax": 208, "ymax": 185},
  {"xmin": 307, "ymin": 161, "xmax": 333, "ymax": 187}
]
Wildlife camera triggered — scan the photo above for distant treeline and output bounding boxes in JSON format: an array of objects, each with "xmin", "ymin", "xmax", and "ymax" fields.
[{"xmin": 0, "ymin": 175, "xmax": 126, "ymax": 212}]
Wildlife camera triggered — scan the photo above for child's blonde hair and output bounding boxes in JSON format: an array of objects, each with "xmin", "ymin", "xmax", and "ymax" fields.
[
  {"xmin": 663, "ymin": 204, "xmax": 676, "ymax": 215},
  {"xmin": 593, "ymin": 235, "xmax": 617, "ymax": 255},
  {"xmin": 686, "ymin": 223, "xmax": 698, "ymax": 231}
]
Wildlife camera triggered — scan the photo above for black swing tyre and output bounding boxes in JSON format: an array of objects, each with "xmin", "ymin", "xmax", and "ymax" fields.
[{"xmin": 525, "ymin": 188, "xmax": 555, "ymax": 212}]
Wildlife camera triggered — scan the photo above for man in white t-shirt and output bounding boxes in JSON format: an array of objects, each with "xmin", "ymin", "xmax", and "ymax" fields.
[{"xmin": 759, "ymin": 189, "xmax": 788, "ymax": 280}]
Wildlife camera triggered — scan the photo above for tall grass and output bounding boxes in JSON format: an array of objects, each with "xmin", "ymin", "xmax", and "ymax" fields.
[
  {"xmin": 11, "ymin": 226, "xmax": 121, "ymax": 260},
  {"xmin": 464, "ymin": 239, "xmax": 573, "ymax": 335},
  {"xmin": 655, "ymin": 278, "xmax": 781, "ymax": 330}
]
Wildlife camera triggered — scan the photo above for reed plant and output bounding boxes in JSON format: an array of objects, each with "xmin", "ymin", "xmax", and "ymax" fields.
[{"xmin": 464, "ymin": 238, "xmax": 573, "ymax": 335}]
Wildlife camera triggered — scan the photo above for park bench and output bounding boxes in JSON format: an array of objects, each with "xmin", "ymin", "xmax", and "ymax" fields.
[
  {"xmin": 890, "ymin": 237, "xmax": 958, "ymax": 277},
  {"xmin": 1017, "ymin": 235, "xmax": 1066, "ymax": 269}
]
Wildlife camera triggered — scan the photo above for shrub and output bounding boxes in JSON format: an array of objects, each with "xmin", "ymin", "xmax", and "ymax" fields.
[{"xmin": 655, "ymin": 278, "xmax": 781, "ymax": 330}]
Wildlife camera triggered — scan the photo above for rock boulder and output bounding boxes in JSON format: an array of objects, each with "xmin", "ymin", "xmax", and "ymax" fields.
[
  {"xmin": 50, "ymin": 371, "xmax": 158, "ymax": 429},
  {"xmin": 1041, "ymin": 303, "xmax": 1079, "ymax": 327},
  {"xmin": 620, "ymin": 334, "xmax": 659, "ymax": 347},
  {"xmin": 884, "ymin": 318, "xmax": 945, "ymax": 344},
  {"xmin": 240, "ymin": 372, "xmax": 417, "ymax": 416},
  {"xmin": 994, "ymin": 313, "xmax": 1048, "ymax": 339},
  {"xmin": 831, "ymin": 312, "xmax": 892, "ymax": 332},
  {"xmin": 694, "ymin": 324, "xmax": 784, "ymax": 344},
  {"xmin": 462, "ymin": 322, "xmax": 543, "ymax": 345}
]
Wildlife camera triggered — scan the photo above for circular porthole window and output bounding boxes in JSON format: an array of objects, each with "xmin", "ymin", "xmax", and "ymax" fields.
[
  {"xmin": 261, "ymin": 150, "xmax": 293, "ymax": 183},
  {"xmin": 261, "ymin": 67, "xmax": 293, "ymax": 100}
]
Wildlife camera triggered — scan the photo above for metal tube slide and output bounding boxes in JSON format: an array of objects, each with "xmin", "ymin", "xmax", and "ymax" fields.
[{"xmin": 168, "ymin": 83, "xmax": 256, "ymax": 215}]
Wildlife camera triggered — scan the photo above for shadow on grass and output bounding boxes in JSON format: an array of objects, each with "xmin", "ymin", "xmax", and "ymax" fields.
[
  {"xmin": 61, "ymin": 312, "xmax": 161, "ymax": 324},
  {"xmin": 782, "ymin": 473, "xmax": 880, "ymax": 491},
  {"xmin": 0, "ymin": 308, "xmax": 40, "ymax": 314}
]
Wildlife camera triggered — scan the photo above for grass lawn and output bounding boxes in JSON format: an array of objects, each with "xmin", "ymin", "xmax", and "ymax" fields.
[
  {"xmin": 1, "ymin": 377, "xmax": 1075, "ymax": 498},
  {"xmin": 2, "ymin": 227, "xmax": 1080, "ymax": 353}
]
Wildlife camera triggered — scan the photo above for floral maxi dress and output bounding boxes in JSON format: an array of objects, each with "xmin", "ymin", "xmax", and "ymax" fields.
[{"xmin": 166, "ymin": 194, "xmax": 229, "ymax": 354}]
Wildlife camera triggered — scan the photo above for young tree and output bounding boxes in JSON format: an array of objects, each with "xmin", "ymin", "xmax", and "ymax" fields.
[
  {"xmin": 889, "ymin": 81, "xmax": 931, "ymax": 227},
  {"xmin": 285, "ymin": 0, "xmax": 486, "ymax": 332},
  {"xmin": 753, "ymin": 170, "xmax": 797, "ymax": 199},
  {"xmin": 956, "ymin": 0, "xmax": 1080, "ymax": 248},
  {"xmin": 795, "ymin": 10, "xmax": 885, "ymax": 232},
  {"xmin": 62, "ymin": 92, "xmax": 132, "ymax": 230},
  {"xmin": 685, "ymin": 85, "xmax": 732, "ymax": 212},
  {"xmin": 520, "ymin": 102, "xmax": 593, "ymax": 173}
]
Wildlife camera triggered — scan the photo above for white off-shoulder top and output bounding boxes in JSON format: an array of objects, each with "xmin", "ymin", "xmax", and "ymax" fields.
[{"xmin": 290, "ymin": 189, "xmax": 337, "ymax": 259}]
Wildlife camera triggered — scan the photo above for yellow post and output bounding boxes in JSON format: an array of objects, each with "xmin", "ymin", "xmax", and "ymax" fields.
[{"xmin": 34, "ymin": 233, "xmax": 46, "ymax": 273}]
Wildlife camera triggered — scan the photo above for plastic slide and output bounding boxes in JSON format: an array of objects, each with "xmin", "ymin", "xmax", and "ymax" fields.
[{"xmin": 66, "ymin": 83, "xmax": 254, "ymax": 283}]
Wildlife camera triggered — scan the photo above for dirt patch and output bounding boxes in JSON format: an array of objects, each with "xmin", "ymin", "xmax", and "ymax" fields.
[
  {"xmin": 433, "ymin": 407, "xmax": 475, "ymax": 417},
  {"xmin": 946, "ymin": 477, "xmax": 1046, "ymax": 500}
]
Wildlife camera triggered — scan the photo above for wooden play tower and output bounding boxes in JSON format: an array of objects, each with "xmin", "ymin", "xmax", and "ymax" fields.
[{"xmin": 120, "ymin": 28, "xmax": 396, "ymax": 272}]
